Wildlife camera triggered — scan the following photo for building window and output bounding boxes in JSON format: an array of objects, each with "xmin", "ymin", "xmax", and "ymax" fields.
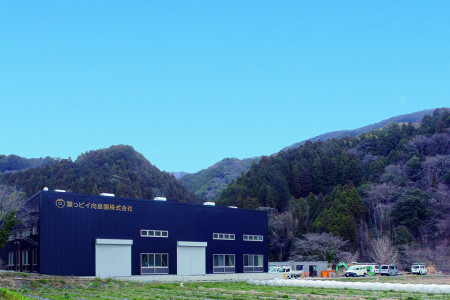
[
  {"xmin": 22, "ymin": 230, "xmax": 30, "ymax": 238},
  {"xmin": 8, "ymin": 252, "xmax": 14, "ymax": 266},
  {"xmin": 243, "ymin": 255, "xmax": 264, "ymax": 272},
  {"xmin": 243, "ymin": 234, "xmax": 263, "ymax": 242},
  {"xmin": 32, "ymin": 249, "xmax": 38, "ymax": 266},
  {"xmin": 15, "ymin": 251, "xmax": 20, "ymax": 265},
  {"xmin": 296, "ymin": 265, "xmax": 303, "ymax": 271},
  {"xmin": 213, "ymin": 254, "xmax": 235, "ymax": 273},
  {"xmin": 140, "ymin": 230, "xmax": 168, "ymax": 238},
  {"xmin": 141, "ymin": 253, "xmax": 169, "ymax": 274},
  {"xmin": 22, "ymin": 250, "xmax": 29, "ymax": 266},
  {"xmin": 213, "ymin": 233, "xmax": 235, "ymax": 240},
  {"xmin": 32, "ymin": 226, "xmax": 38, "ymax": 235}
]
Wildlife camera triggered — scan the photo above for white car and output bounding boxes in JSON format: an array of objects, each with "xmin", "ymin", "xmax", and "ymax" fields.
[
  {"xmin": 345, "ymin": 266, "xmax": 367, "ymax": 277},
  {"xmin": 268, "ymin": 266, "xmax": 280, "ymax": 273},
  {"xmin": 411, "ymin": 264, "xmax": 427, "ymax": 275}
]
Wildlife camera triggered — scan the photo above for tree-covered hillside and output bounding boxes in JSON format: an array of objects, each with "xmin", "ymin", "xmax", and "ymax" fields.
[
  {"xmin": 218, "ymin": 108, "xmax": 449, "ymax": 263},
  {"xmin": 179, "ymin": 157, "xmax": 260, "ymax": 200},
  {"xmin": 0, "ymin": 155, "xmax": 56, "ymax": 174},
  {"xmin": 0, "ymin": 145, "xmax": 200, "ymax": 204},
  {"xmin": 178, "ymin": 109, "xmax": 436, "ymax": 202},
  {"xmin": 282, "ymin": 108, "xmax": 435, "ymax": 151}
]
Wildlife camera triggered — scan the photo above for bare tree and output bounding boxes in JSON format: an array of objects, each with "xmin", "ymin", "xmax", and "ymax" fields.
[
  {"xmin": 403, "ymin": 242, "xmax": 450, "ymax": 273},
  {"xmin": 269, "ymin": 210, "xmax": 298, "ymax": 261},
  {"xmin": 422, "ymin": 155, "xmax": 450, "ymax": 188},
  {"xmin": 406, "ymin": 135, "xmax": 429, "ymax": 156},
  {"xmin": 0, "ymin": 185, "xmax": 29, "ymax": 247},
  {"xmin": 363, "ymin": 183, "xmax": 401, "ymax": 237},
  {"xmin": 289, "ymin": 233, "xmax": 348, "ymax": 262},
  {"xmin": 368, "ymin": 236, "xmax": 399, "ymax": 265},
  {"xmin": 338, "ymin": 250, "xmax": 360, "ymax": 263}
]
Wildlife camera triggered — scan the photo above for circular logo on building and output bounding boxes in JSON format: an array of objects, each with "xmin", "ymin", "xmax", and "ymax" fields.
[{"xmin": 55, "ymin": 198, "xmax": 65, "ymax": 208}]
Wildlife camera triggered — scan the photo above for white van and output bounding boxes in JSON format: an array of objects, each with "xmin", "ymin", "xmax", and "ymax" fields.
[
  {"xmin": 380, "ymin": 265, "xmax": 398, "ymax": 276},
  {"xmin": 373, "ymin": 265, "xmax": 380, "ymax": 274},
  {"xmin": 411, "ymin": 264, "xmax": 427, "ymax": 275},
  {"xmin": 345, "ymin": 266, "xmax": 367, "ymax": 277}
]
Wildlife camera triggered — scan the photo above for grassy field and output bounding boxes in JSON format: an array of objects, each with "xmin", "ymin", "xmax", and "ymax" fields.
[{"xmin": 0, "ymin": 272, "xmax": 449, "ymax": 299}]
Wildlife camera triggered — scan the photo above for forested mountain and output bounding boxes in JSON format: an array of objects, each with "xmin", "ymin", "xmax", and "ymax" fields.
[
  {"xmin": 218, "ymin": 108, "xmax": 449, "ymax": 264},
  {"xmin": 177, "ymin": 109, "xmax": 436, "ymax": 201},
  {"xmin": 0, "ymin": 155, "xmax": 56, "ymax": 174},
  {"xmin": 0, "ymin": 145, "xmax": 200, "ymax": 204},
  {"xmin": 282, "ymin": 109, "xmax": 434, "ymax": 151},
  {"xmin": 179, "ymin": 157, "xmax": 260, "ymax": 200}
]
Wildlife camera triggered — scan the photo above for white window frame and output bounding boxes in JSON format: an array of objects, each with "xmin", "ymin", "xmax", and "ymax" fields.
[
  {"xmin": 140, "ymin": 253, "xmax": 169, "ymax": 274},
  {"xmin": 243, "ymin": 254, "xmax": 264, "ymax": 272},
  {"xmin": 8, "ymin": 252, "xmax": 14, "ymax": 266},
  {"xmin": 22, "ymin": 250, "xmax": 30, "ymax": 266},
  {"xmin": 243, "ymin": 234, "xmax": 263, "ymax": 242},
  {"xmin": 213, "ymin": 233, "xmax": 235, "ymax": 240},
  {"xmin": 140, "ymin": 230, "xmax": 168, "ymax": 238},
  {"xmin": 213, "ymin": 254, "xmax": 235, "ymax": 273}
]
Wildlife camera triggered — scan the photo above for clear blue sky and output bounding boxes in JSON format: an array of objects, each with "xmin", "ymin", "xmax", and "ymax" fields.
[{"xmin": 1, "ymin": 1, "xmax": 449, "ymax": 173}]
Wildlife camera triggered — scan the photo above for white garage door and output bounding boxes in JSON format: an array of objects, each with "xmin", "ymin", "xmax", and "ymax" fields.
[
  {"xmin": 96, "ymin": 239, "xmax": 133, "ymax": 278},
  {"xmin": 177, "ymin": 241, "xmax": 207, "ymax": 275}
]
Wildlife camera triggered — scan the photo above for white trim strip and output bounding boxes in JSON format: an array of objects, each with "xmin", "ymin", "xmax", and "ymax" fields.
[
  {"xmin": 96, "ymin": 239, "xmax": 133, "ymax": 245},
  {"xmin": 177, "ymin": 241, "xmax": 207, "ymax": 247}
]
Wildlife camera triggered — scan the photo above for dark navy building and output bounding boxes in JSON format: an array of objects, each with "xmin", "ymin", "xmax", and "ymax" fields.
[{"xmin": 1, "ymin": 191, "xmax": 268, "ymax": 277}]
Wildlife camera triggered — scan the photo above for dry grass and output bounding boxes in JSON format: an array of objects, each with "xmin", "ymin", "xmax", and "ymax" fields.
[{"xmin": 0, "ymin": 271, "xmax": 448, "ymax": 299}]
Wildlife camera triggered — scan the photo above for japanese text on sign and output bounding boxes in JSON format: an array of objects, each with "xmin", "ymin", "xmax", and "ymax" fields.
[{"xmin": 55, "ymin": 198, "xmax": 132, "ymax": 212}]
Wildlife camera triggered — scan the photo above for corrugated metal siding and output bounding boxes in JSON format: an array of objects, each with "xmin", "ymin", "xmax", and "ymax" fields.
[{"xmin": 39, "ymin": 191, "xmax": 268, "ymax": 276}]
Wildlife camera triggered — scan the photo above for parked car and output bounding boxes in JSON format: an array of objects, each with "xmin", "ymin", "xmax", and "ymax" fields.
[
  {"xmin": 411, "ymin": 264, "xmax": 427, "ymax": 275},
  {"xmin": 373, "ymin": 265, "xmax": 380, "ymax": 274},
  {"xmin": 380, "ymin": 265, "xmax": 398, "ymax": 276},
  {"xmin": 364, "ymin": 264, "xmax": 380, "ymax": 274},
  {"xmin": 345, "ymin": 265, "xmax": 367, "ymax": 277},
  {"xmin": 277, "ymin": 266, "xmax": 304, "ymax": 278},
  {"xmin": 268, "ymin": 266, "xmax": 280, "ymax": 273}
]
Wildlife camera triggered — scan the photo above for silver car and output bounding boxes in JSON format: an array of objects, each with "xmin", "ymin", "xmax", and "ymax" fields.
[{"xmin": 380, "ymin": 265, "xmax": 398, "ymax": 276}]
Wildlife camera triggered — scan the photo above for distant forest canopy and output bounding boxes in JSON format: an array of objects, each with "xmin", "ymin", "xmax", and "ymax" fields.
[
  {"xmin": 0, "ymin": 155, "xmax": 56, "ymax": 174},
  {"xmin": 282, "ymin": 108, "xmax": 435, "ymax": 151},
  {"xmin": 0, "ymin": 145, "xmax": 201, "ymax": 204},
  {"xmin": 178, "ymin": 109, "xmax": 438, "ymax": 201},
  {"xmin": 179, "ymin": 157, "xmax": 260, "ymax": 200},
  {"xmin": 217, "ymin": 108, "xmax": 450, "ymax": 261}
]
